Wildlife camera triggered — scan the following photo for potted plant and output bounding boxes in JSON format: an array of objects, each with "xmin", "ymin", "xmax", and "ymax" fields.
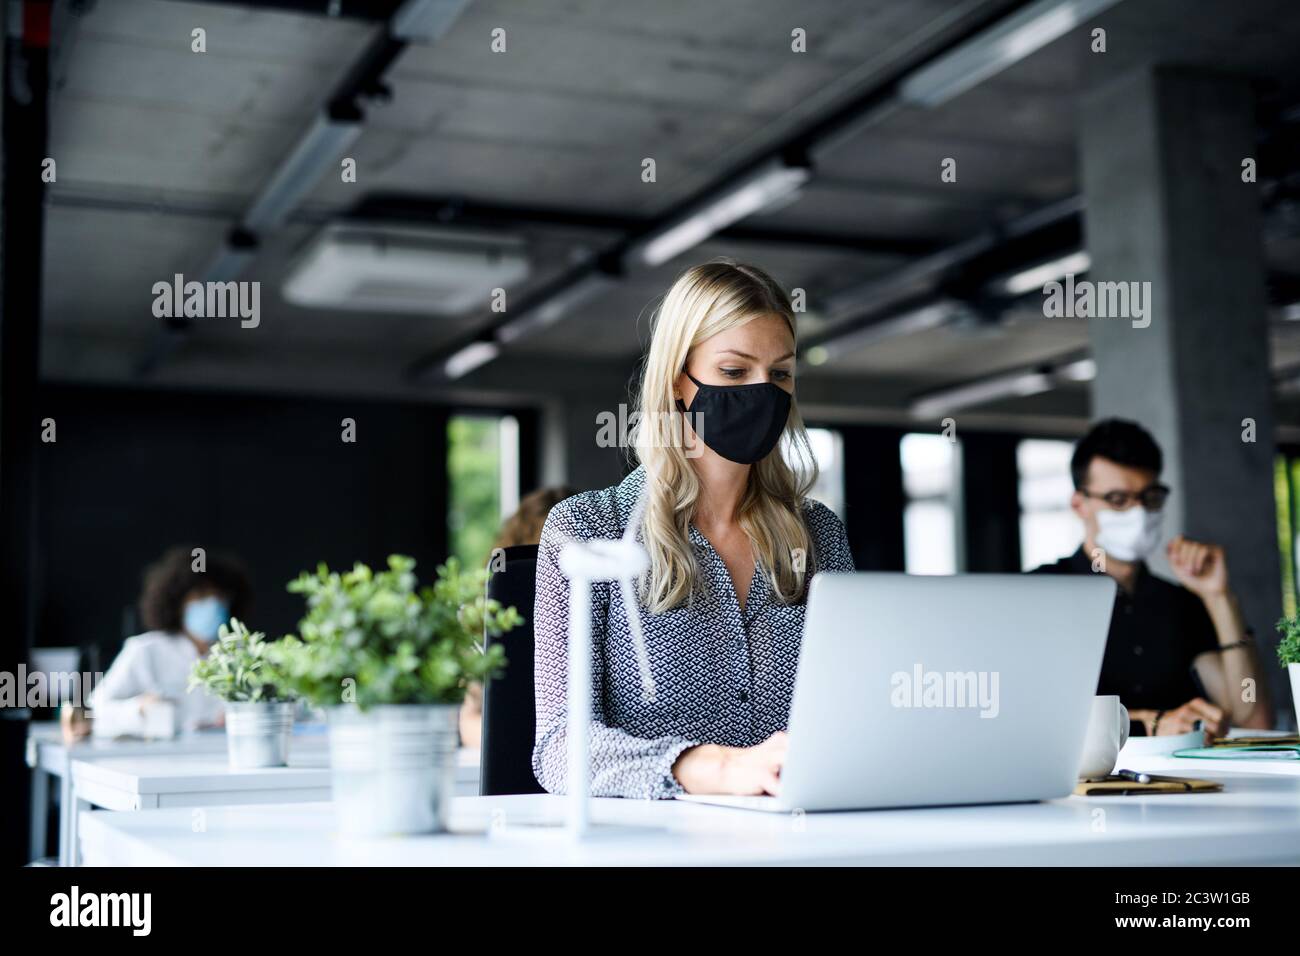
[
  {"xmin": 1277, "ymin": 614, "xmax": 1300, "ymax": 732},
  {"xmin": 189, "ymin": 618, "xmax": 298, "ymax": 769},
  {"xmin": 270, "ymin": 554, "xmax": 519, "ymax": 836}
]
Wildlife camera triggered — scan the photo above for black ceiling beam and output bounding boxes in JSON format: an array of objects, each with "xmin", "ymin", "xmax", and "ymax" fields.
[
  {"xmin": 803, "ymin": 196, "xmax": 1084, "ymax": 352},
  {"xmin": 721, "ymin": 225, "xmax": 936, "ymax": 258},
  {"xmin": 346, "ymin": 192, "xmax": 940, "ymax": 258},
  {"xmin": 47, "ymin": 182, "xmax": 943, "ymax": 260},
  {"xmin": 325, "ymin": 24, "xmax": 406, "ymax": 114},
  {"xmin": 158, "ymin": 0, "xmax": 405, "ymax": 21}
]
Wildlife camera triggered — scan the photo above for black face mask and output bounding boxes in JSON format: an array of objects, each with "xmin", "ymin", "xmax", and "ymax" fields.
[{"xmin": 676, "ymin": 371, "xmax": 792, "ymax": 465}]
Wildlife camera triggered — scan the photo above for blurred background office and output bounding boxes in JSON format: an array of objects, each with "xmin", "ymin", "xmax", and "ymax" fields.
[{"xmin": 4, "ymin": 0, "xmax": 1300, "ymax": 862}]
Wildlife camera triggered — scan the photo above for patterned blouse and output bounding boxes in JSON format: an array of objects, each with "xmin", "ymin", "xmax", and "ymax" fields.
[{"xmin": 531, "ymin": 465, "xmax": 855, "ymax": 800}]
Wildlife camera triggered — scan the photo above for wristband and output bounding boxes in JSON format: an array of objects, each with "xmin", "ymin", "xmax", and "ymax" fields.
[{"xmin": 1151, "ymin": 709, "xmax": 1165, "ymax": 736}]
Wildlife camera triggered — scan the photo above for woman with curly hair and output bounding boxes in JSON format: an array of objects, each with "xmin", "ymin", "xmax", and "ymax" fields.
[{"xmin": 89, "ymin": 546, "xmax": 252, "ymax": 738}]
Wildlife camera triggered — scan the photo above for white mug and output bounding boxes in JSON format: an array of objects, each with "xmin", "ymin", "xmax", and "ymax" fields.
[
  {"xmin": 141, "ymin": 698, "xmax": 178, "ymax": 740},
  {"xmin": 1077, "ymin": 695, "xmax": 1130, "ymax": 780}
]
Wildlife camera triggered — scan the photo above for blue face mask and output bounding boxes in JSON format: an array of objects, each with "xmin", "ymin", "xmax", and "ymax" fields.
[{"xmin": 183, "ymin": 597, "xmax": 230, "ymax": 641}]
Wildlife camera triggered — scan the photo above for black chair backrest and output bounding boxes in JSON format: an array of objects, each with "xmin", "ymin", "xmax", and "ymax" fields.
[{"xmin": 480, "ymin": 544, "xmax": 546, "ymax": 795}]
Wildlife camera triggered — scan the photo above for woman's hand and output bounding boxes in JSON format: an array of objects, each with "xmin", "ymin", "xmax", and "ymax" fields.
[
  {"xmin": 59, "ymin": 704, "xmax": 92, "ymax": 743},
  {"xmin": 673, "ymin": 732, "xmax": 788, "ymax": 795}
]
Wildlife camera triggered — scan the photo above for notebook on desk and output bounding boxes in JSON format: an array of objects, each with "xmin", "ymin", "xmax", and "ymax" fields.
[
  {"xmin": 1174, "ymin": 744, "xmax": 1300, "ymax": 760},
  {"xmin": 1210, "ymin": 734, "xmax": 1300, "ymax": 747},
  {"xmin": 1074, "ymin": 775, "xmax": 1222, "ymax": 796}
]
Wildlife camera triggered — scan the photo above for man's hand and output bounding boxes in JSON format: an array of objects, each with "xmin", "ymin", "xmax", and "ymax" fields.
[
  {"xmin": 1154, "ymin": 697, "xmax": 1228, "ymax": 738},
  {"xmin": 1167, "ymin": 534, "xmax": 1229, "ymax": 599}
]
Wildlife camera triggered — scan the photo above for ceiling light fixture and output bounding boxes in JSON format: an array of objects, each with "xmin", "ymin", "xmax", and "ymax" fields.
[
  {"xmin": 443, "ymin": 340, "xmax": 501, "ymax": 380},
  {"xmin": 495, "ymin": 270, "xmax": 619, "ymax": 345},
  {"xmin": 993, "ymin": 250, "xmax": 1092, "ymax": 297},
  {"xmin": 283, "ymin": 223, "xmax": 530, "ymax": 315},
  {"xmin": 391, "ymin": 0, "xmax": 473, "ymax": 41},
  {"xmin": 805, "ymin": 300, "xmax": 971, "ymax": 363},
  {"xmin": 242, "ymin": 112, "xmax": 363, "ymax": 233},
  {"xmin": 626, "ymin": 159, "xmax": 812, "ymax": 269},
  {"xmin": 910, "ymin": 352, "xmax": 1096, "ymax": 419},
  {"xmin": 1055, "ymin": 357, "xmax": 1097, "ymax": 382},
  {"xmin": 898, "ymin": 0, "xmax": 1127, "ymax": 108},
  {"xmin": 911, "ymin": 369, "xmax": 1054, "ymax": 420}
]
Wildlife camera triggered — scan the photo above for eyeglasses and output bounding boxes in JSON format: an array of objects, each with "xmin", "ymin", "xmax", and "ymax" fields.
[{"xmin": 1080, "ymin": 484, "xmax": 1170, "ymax": 512}]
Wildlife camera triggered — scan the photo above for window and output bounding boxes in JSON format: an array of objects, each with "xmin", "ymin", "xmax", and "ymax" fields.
[
  {"xmin": 1016, "ymin": 438, "xmax": 1079, "ymax": 571},
  {"xmin": 900, "ymin": 433, "xmax": 962, "ymax": 575},
  {"xmin": 802, "ymin": 427, "xmax": 845, "ymax": 519},
  {"xmin": 1277, "ymin": 453, "xmax": 1300, "ymax": 619},
  {"xmin": 447, "ymin": 414, "xmax": 519, "ymax": 568}
]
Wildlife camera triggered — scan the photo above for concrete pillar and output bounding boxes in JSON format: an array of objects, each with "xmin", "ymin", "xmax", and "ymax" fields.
[{"xmin": 1079, "ymin": 67, "xmax": 1287, "ymax": 720}]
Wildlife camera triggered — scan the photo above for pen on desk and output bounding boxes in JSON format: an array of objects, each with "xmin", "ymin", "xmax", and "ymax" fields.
[{"xmin": 1115, "ymin": 768, "xmax": 1152, "ymax": 784}]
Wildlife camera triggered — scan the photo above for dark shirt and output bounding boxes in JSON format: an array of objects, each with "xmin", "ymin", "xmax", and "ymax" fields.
[{"xmin": 1030, "ymin": 547, "xmax": 1219, "ymax": 714}]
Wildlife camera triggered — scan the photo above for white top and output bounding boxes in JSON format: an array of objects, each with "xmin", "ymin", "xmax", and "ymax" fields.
[
  {"xmin": 89, "ymin": 631, "xmax": 224, "ymax": 738},
  {"xmin": 75, "ymin": 762, "xmax": 1300, "ymax": 867}
]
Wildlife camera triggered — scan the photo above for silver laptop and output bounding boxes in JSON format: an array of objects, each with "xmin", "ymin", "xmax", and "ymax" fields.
[{"xmin": 679, "ymin": 572, "xmax": 1115, "ymax": 812}]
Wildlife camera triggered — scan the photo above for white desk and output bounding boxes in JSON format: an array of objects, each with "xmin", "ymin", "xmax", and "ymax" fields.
[
  {"xmin": 26, "ymin": 723, "xmax": 482, "ymax": 865},
  {"xmin": 1121, "ymin": 753, "xmax": 1300, "ymax": 777},
  {"xmin": 63, "ymin": 746, "xmax": 481, "ymax": 866},
  {"xmin": 71, "ymin": 752, "xmax": 335, "ymax": 811},
  {"xmin": 27, "ymin": 724, "xmax": 238, "ymax": 865},
  {"xmin": 79, "ymin": 767, "xmax": 1300, "ymax": 867}
]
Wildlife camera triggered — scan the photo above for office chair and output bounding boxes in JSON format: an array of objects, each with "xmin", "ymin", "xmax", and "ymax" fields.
[{"xmin": 480, "ymin": 544, "xmax": 546, "ymax": 795}]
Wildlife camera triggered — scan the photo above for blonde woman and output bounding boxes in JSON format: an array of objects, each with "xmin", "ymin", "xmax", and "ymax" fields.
[{"xmin": 532, "ymin": 259, "xmax": 854, "ymax": 799}]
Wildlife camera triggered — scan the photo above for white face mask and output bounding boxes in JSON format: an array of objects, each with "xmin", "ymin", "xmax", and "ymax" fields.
[{"xmin": 1095, "ymin": 506, "xmax": 1163, "ymax": 562}]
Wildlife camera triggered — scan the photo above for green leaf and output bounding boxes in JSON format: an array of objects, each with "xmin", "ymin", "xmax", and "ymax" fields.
[
  {"xmin": 268, "ymin": 553, "xmax": 517, "ymax": 707},
  {"xmin": 188, "ymin": 618, "xmax": 297, "ymax": 703}
]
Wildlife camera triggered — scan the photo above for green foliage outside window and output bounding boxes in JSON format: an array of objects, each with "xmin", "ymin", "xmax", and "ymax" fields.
[
  {"xmin": 448, "ymin": 415, "xmax": 502, "ymax": 570},
  {"xmin": 1276, "ymin": 455, "xmax": 1296, "ymax": 620}
]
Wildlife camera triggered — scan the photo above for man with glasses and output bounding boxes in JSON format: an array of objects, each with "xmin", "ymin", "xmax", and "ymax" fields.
[{"xmin": 1031, "ymin": 419, "xmax": 1273, "ymax": 736}]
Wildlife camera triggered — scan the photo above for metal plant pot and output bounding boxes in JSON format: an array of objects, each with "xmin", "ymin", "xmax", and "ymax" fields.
[
  {"xmin": 225, "ymin": 700, "xmax": 295, "ymax": 769},
  {"xmin": 1290, "ymin": 664, "xmax": 1300, "ymax": 735},
  {"xmin": 327, "ymin": 704, "xmax": 459, "ymax": 837}
]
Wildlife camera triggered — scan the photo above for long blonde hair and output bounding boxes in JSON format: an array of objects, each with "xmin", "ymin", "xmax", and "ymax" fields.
[{"xmin": 632, "ymin": 259, "xmax": 818, "ymax": 613}]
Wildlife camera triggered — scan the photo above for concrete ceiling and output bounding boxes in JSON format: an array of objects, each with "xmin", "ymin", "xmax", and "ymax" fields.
[{"xmin": 38, "ymin": 0, "xmax": 1300, "ymax": 430}]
